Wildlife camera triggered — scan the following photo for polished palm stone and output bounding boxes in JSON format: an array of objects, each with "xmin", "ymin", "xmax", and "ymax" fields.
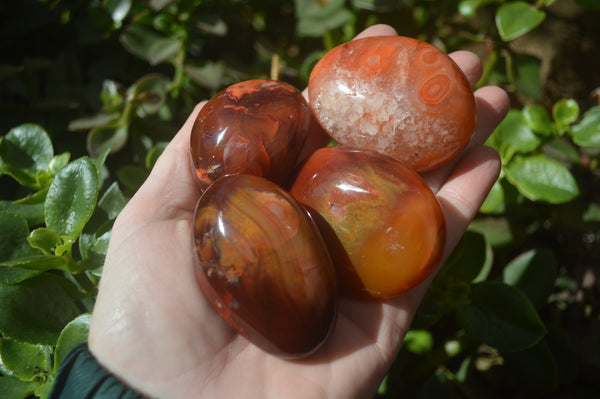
[
  {"xmin": 190, "ymin": 80, "xmax": 310, "ymax": 190},
  {"xmin": 308, "ymin": 36, "xmax": 477, "ymax": 172},
  {"xmin": 290, "ymin": 146, "xmax": 446, "ymax": 299},
  {"xmin": 193, "ymin": 174, "xmax": 337, "ymax": 358}
]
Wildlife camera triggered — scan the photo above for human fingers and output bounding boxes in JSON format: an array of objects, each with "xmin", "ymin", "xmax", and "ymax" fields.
[
  {"xmin": 437, "ymin": 146, "xmax": 501, "ymax": 253},
  {"xmin": 449, "ymin": 50, "xmax": 482, "ymax": 86},
  {"xmin": 353, "ymin": 24, "xmax": 398, "ymax": 39}
]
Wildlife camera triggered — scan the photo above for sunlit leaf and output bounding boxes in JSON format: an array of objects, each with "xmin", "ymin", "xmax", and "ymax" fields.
[
  {"xmin": 496, "ymin": 2, "xmax": 545, "ymax": 41},
  {"xmin": 505, "ymin": 155, "xmax": 579, "ymax": 204},
  {"xmin": 53, "ymin": 314, "xmax": 91, "ymax": 374},
  {"xmin": 571, "ymin": 106, "xmax": 600, "ymax": 147},
  {"xmin": 523, "ymin": 105, "xmax": 553, "ymax": 135},
  {"xmin": 45, "ymin": 157, "xmax": 99, "ymax": 240},
  {"xmin": 553, "ymin": 99, "xmax": 579, "ymax": 127}
]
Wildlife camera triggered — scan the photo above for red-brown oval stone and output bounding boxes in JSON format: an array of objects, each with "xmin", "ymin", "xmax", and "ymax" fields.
[
  {"xmin": 193, "ymin": 174, "xmax": 337, "ymax": 357},
  {"xmin": 308, "ymin": 36, "xmax": 477, "ymax": 172},
  {"xmin": 190, "ymin": 80, "xmax": 310, "ymax": 190},
  {"xmin": 290, "ymin": 146, "xmax": 446, "ymax": 299}
]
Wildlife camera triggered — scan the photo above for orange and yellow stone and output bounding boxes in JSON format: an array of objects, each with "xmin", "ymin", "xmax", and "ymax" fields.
[
  {"xmin": 290, "ymin": 146, "xmax": 446, "ymax": 299},
  {"xmin": 308, "ymin": 36, "xmax": 477, "ymax": 172}
]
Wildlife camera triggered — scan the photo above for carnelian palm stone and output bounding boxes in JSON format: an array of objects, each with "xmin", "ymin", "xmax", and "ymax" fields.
[
  {"xmin": 290, "ymin": 146, "xmax": 446, "ymax": 300},
  {"xmin": 190, "ymin": 79, "xmax": 310, "ymax": 191},
  {"xmin": 308, "ymin": 36, "xmax": 477, "ymax": 172},
  {"xmin": 193, "ymin": 174, "xmax": 337, "ymax": 358}
]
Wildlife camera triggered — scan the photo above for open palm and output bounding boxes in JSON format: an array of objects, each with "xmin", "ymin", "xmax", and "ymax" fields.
[{"xmin": 88, "ymin": 25, "xmax": 509, "ymax": 399}]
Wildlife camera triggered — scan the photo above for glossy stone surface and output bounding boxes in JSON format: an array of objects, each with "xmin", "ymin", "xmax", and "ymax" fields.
[
  {"xmin": 290, "ymin": 146, "xmax": 446, "ymax": 299},
  {"xmin": 308, "ymin": 36, "xmax": 477, "ymax": 172},
  {"xmin": 193, "ymin": 174, "xmax": 337, "ymax": 357},
  {"xmin": 191, "ymin": 79, "xmax": 310, "ymax": 190}
]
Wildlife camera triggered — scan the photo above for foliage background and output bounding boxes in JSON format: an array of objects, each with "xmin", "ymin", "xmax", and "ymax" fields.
[{"xmin": 1, "ymin": 0, "xmax": 600, "ymax": 398}]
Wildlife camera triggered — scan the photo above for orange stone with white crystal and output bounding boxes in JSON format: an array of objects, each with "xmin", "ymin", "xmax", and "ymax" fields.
[{"xmin": 308, "ymin": 36, "xmax": 477, "ymax": 172}]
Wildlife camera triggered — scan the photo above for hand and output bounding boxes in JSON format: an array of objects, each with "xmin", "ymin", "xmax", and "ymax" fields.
[{"xmin": 89, "ymin": 24, "xmax": 509, "ymax": 398}]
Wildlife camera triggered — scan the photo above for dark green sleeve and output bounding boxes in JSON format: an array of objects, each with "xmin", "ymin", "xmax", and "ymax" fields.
[{"xmin": 48, "ymin": 343, "xmax": 147, "ymax": 399}]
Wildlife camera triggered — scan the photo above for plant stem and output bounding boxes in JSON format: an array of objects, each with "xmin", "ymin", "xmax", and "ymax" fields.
[{"xmin": 475, "ymin": 48, "xmax": 499, "ymax": 90}]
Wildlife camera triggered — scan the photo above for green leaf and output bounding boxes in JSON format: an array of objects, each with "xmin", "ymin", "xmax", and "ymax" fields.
[
  {"xmin": 543, "ymin": 137, "xmax": 580, "ymax": 164},
  {"xmin": 68, "ymin": 112, "xmax": 120, "ymax": 131},
  {"xmin": 514, "ymin": 54, "xmax": 541, "ymax": 101},
  {"xmin": 351, "ymin": 0, "xmax": 398, "ymax": 12},
  {"xmin": 0, "ymin": 255, "xmax": 68, "ymax": 272},
  {"xmin": 27, "ymin": 228, "xmax": 61, "ymax": 256},
  {"xmin": 0, "ymin": 338, "xmax": 52, "ymax": 381},
  {"xmin": 496, "ymin": 2, "xmax": 546, "ymax": 41},
  {"xmin": 45, "ymin": 157, "xmax": 99, "ymax": 240},
  {"xmin": 523, "ymin": 105, "xmax": 553, "ymax": 135},
  {"xmin": 48, "ymin": 152, "xmax": 70, "ymax": 176},
  {"xmin": 571, "ymin": 106, "xmax": 600, "ymax": 147},
  {"xmin": 145, "ymin": 142, "xmax": 168, "ymax": 170},
  {"xmin": 0, "ymin": 267, "xmax": 44, "ymax": 285},
  {"xmin": 120, "ymin": 25, "xmax": 182, "ymax": 65},
  {"xmin": 403, "ymin": 329, "xmax": 433, "ymax": 355},
  {"xmin": 295, "ymin": 0, "xmax": 355, "ymax": 37},
  {"xmin": 0, "ymin": 275, "xmax": 81, "ymax": 345},
  {"xmin": 553, "ymin": 99, "xmax": 580, "ymax": 127},
  {"xmin": 0, "ymin": 211, "xmax": 34, "ymax": 261},
  {"xmin": 456, "ymin": 281, "xmax": 547, "ymax": 352},
  {"xmin": 36, "ymin": 381, "xmax": 54, "ymax": 399},
  {"xmin": 116, "ymin": 165, "xmax": 148, "ymax": 192},
  {"xmin": 469, "ymin": 216, "xmax": 521, "ymax": 248},
  {"xmin": 4, "ymin": 189, "xmax": 48, "ymax": 227},
  {"xmin": 53, "ymin": 314, "xmax": 91, "ymax": 374},
  {"xmin": 441, "ymin": 230, "xmax": 489, "ymax": 283},
  {"xmin": 184, "ymin": 62, "xmax": 224, "ymax": 90},
  {"xmin": 0, "ymin": 376, "xmax": 39, "ymax": 399},
  {"xmin": 0, "ymin": 124, "xmax": 54, "ymax": 189},
  {"xmin": 87, "ymin": 123, "xmax": 128, "ymax": 157},
  {"xmin": 503, "ymin": 248, "xmax": 557, "ymax": 309},
  {"xmin": 458, "ymin": 0, "xmax": 479, "ymax": 18},
  {"xmin": 505, "ymin": 154, "xmax": 579, "ymax": 204},
  {"xmin": 489, "ymin": 110, "xmax": 541, "ymax": 162},
  {"xmin": 480, "ymin": 179, "xmax": 505, "ymax": 214},
  {"xmin": 104, "ymin": 0, "xmax": 132, "ymax": 27},
  {"xmin": 128, "ymin": 73, "xmax": 168, "ymax": 116},
  {"xmin": 98, "ymin": 182, "xmax": 127, "ymax": 220}
]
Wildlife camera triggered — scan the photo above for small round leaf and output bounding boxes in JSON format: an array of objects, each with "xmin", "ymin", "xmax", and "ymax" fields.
[
  {"xmin": 571, "ymin": 106, "xmax": 600, "ymax": 147},
  {"xmin": 496, "ymin": 2, "xmax": 545, "ymax": 41},
  {"xmin": 53, "ymin": 314, "xmax": 91, "ymax": 374},
  {"xmin": 505, "ymin": 155, "xmax": 579, "ymax": 204},
  {"xmin": 553, "ymin": 99, "xmax": 580, "ymax": 127},
  {"xmin": 523, "ymin": 105, "xmax": 553, "ymax": 135}
]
